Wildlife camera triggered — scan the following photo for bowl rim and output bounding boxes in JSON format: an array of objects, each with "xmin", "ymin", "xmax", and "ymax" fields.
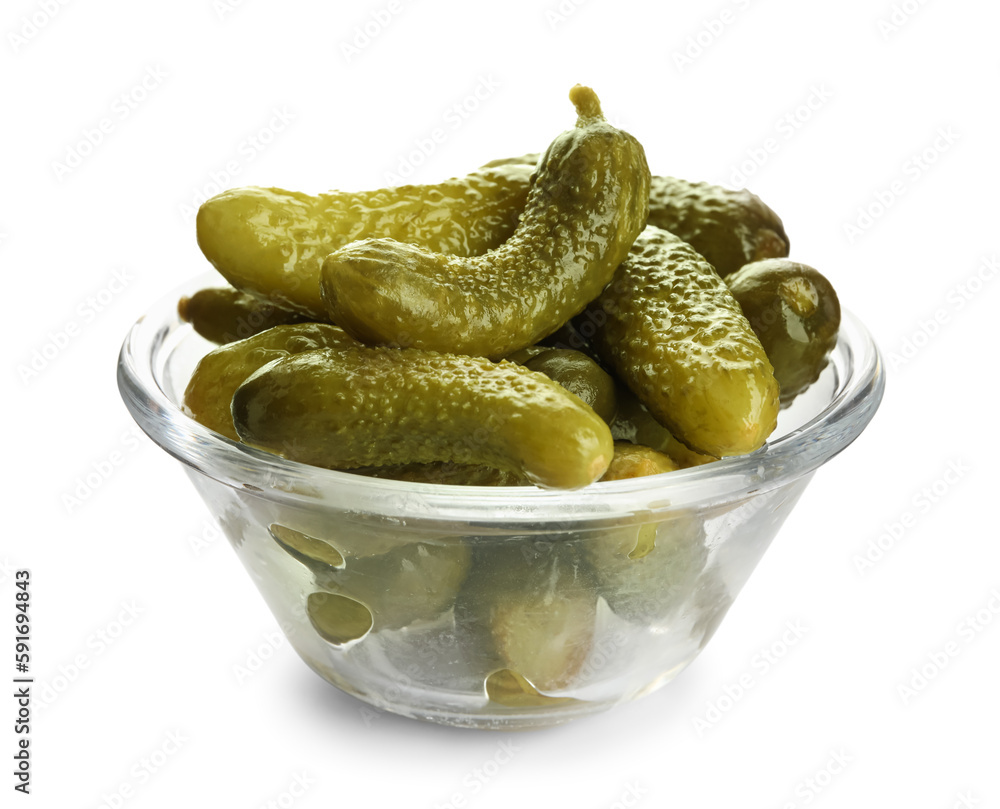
[{"xmin": 117, "ymin": 271, "xmax": 885, "ymax": 527}]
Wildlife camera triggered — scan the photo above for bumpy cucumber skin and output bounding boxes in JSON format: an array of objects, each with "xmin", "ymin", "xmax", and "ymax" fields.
[
  {"xmin": 196, "ymin": 162, "xmax": 534, "ymax": 318},
  {"xmin": 647, "ymin": 178, "xmax": 789, "ymax": 277},
  {"xmin": 582, "ymin": 226, "xmax": 779, "ymax": 458},
  {"xmin": 609, "ymin": 385, "xmax": 717, "ymax": 468},
  {"xmin": 351, "ymin": 462, "xmax": 527, "ymax": 486},
  {"xmin": 196, "ymin": 145, "xmax": 784, "ymax": 322},
  {"xmin": 497, "ymin": 153, "xmax": 789, "ymax": 276},
  {"xmin": 321, "ymin": 86, "xmax": 651, "ymax": 359},
  {"xmin": 178, "ymin": 286, "xmax": 304, "ymax": 345},
  {"xmin": 726, "ymin": 258, "xmax": 841, "ymax": 406},
  {"xmin": 231, "ymin": 346, "xmax": 614, "ymax": 489},
  {"xmin": 182, "ymin": 323, "xmax": 359, "ymax": 440}
]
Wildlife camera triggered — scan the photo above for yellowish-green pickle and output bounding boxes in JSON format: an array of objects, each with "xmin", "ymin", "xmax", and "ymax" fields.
[
  {"xmin": 320, "ymin": 85, "xmax": 650, "ymax": 358},
  {"xmin": 647, "ymin": 176, "xmax": 789, "ymax": 277},
  {"xmin": 583, "ymin": 513, "xmax": 709, "ymax": 623},
  {"xmin": 609, "ymin": 386, "xmax": 718, "ymax": 469},
  {"xmin": 177, "ymin": 286, "xmax": 305, "ymax": 344},
  {"xmin": 183, "ymin": 322, "xmax": 359, "ymax": 440},
  {"xmin": 195, "ymin": 145, "xmax": 786, "ymax": 324},
  {"xmin": 484, "ymin": 668, "xmax": 583, "ymax": 709},
  {"xmin": 313, "ymin": 541, "xmax": 471, "ymax": 632},
  {"xmin": 231, "ymin": 346, "xmax": 614, "ymax": 489},
  {"xmin": 458, "ymin": 540, "xmax": 597, "ymax": 693},
  {"xmin": 513, "ymin": 348, "xmax": 619, "ymax": 426},
  {"xmin": 306, "ymin": 592, "xmax": 374, "ymax": 646},
  {"xmin": 726, "ymin": 258, "xmax": 841, "ymax": 406},
  {"xmin": 269, "ymin": 523, "xmax": 471, "ymax": 633},
  {"xmin": 581, "ymin": 225, "xmax": 780, "ymax": 457},
  {"xmin": 600, "ymin": 441, "xmax": 680, "ymax": 481},
  {"xmin": 196, "ymin": 161, "xmax": 534, "ymax": 319},
  {"xmin": 351, "ymin": 462, "xmax": 527, "ymax": 486},
  {"xmin": 491, "ymin": 152, "xmax": 790, "ymax": 276},
  {"xmin": 269, "ymin": 523, "xmax": 346, "ymax": 569}
]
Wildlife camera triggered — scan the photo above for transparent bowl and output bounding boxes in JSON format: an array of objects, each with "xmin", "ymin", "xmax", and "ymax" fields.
[{"xmin": 117, "ymin": 271, "xmax": 884, "ymax": 730}]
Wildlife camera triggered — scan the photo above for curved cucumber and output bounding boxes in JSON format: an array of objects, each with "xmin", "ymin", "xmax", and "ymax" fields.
[{"xmin": 320, "ymin": 85, "xmax": 650, "ymax": 358}]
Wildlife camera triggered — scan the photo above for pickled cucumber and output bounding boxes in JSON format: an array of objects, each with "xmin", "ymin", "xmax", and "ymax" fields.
[
  {"xmin": 307, "ymin": 592, "xmax": 374, "ymax": 646},
  {"xmin": 270, "ymin": 523, "xmax": 470, "ymax": 631},
  {"xmin": 183, "ymin": 322, "xmax": 359, "ymax": 440},
  {"xmin": 583, "ymin": 513, "xmax": 708, "ymax": 623},
  {"xmin": 231, "ymin": 346, "xmax": 614, "ymax": 489},
  {"xmin": 461, "ymin": 540, "xmax": 596, "ymax": 692},
  {"xmin": 517, "ymin": 349, "xmax": 618, "ymax": 425},
  {"xmin": 177, "ymin": 286, "xmax": 304, "ymax": 345},
  {"xmin": 484, "ymin": 668, "xmax": 582, "ymax": 708},
  {"xmin": 351, "ymin": 462, "xmax": 527, "ymax": 486},
  {"xmin": 491, "ymin": 153, "xmax": 789, "ymax": 276},
  {"xmin": 269, "ymin": 523, "xmax": 345, "ymax": 569},
  {"xmin": 196, "ymin": 162, "xmax": 534, "ymax": 319},
  {"xmin": 312, "ymin": 541, "xmax": 471, "ymax": 631},
  {"xmin": 600, "ymin": 441, "xmax": 680, "ymax": 481},
  {"xmin": 582, "ymin": 226, "xmax": 779, "ymax": 457},
  {"xmin": 726, "ymin": 258, "xmax": 841, "ymax": 406},
  {"xmin": 609, "ymin": 386, "xmax": 717, "ymax": 469},
  {"xmin": 647, "ymin": 177, "xmax": 789, "ymax": 277},
  {"xmin": 320, "ymin": 85, "xmax": 650, "ymax": 358}
]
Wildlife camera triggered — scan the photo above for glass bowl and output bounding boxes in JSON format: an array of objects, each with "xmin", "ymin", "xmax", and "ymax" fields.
[{"xmin": 117, "ymin": 271, "xmax": 884, "ymax": 730}]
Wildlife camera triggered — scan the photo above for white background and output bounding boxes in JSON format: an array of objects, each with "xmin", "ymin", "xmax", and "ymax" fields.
[{"xmin": 4, "ymin": 0, "xmax": 999, "ymax": 806}]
